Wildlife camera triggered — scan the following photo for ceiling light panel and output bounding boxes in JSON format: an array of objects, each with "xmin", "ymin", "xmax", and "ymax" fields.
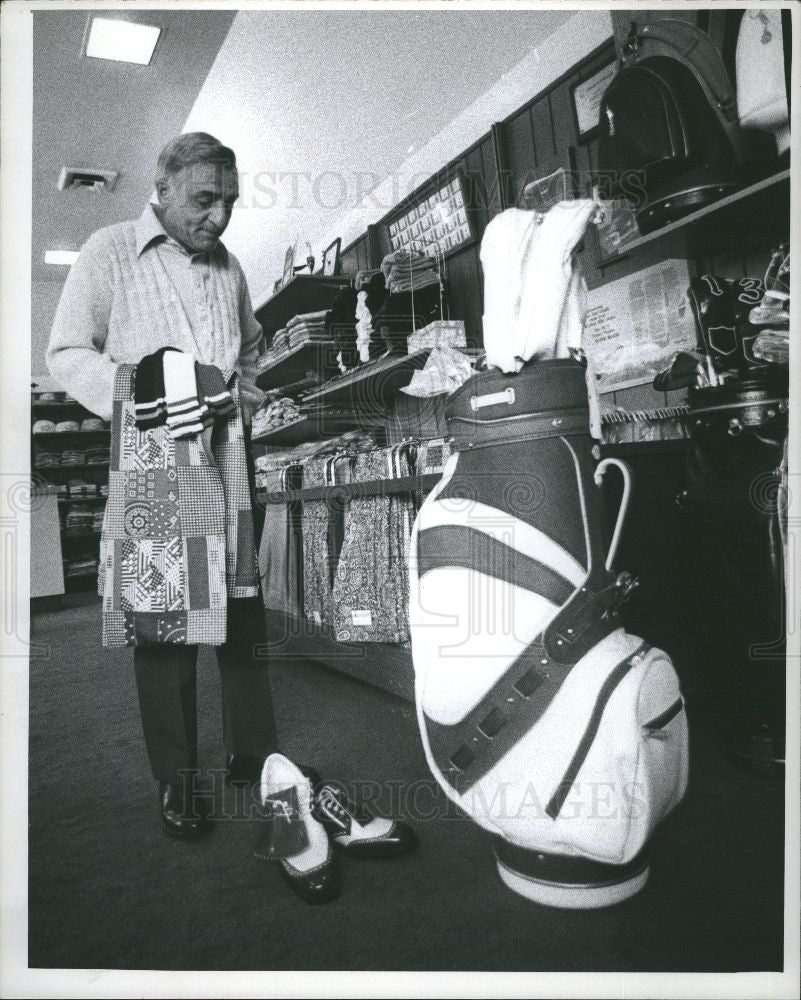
[
  {"xmin": 85, "ymin": 17, "xmax": 161, "ymax": 65},
  {"xmin": 44, "ymin": 250, "xmax": 81, "ymax": 267}
]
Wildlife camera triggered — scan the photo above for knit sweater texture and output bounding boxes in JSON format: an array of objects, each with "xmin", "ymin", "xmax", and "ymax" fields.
[{"xmin": 47, "ymin": 210, "xmax": 262, "ymax": 421}]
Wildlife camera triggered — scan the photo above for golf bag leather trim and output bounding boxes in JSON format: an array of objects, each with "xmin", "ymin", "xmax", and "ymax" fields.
[{"xmin": 545, "ymin": 642, "xmax": 649, "ymax": 819}]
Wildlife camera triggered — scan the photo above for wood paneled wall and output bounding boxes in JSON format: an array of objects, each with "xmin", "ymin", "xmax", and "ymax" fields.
[{"xmin": 339, "ymin": 23, "xmax": 789, "ymax": 415}]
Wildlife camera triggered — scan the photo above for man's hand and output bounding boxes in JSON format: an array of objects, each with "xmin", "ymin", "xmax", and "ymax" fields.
[{"xmin": 238, "ymin": 379, "xmax": 266, "ymax": 424}]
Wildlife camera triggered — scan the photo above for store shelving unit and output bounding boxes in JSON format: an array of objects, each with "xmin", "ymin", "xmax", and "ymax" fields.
[
  {"xmin": 251, "ymin": 172, "xmax": 791, "ymax": 699},
  {"xmin": 251, "ymin": 414, "xmax": 377, "ymax": 447},
  {"xmin": 598, "ymin": 170, "xmax": 790, "ymax": 267},
  {"xmin": 31, "ymin": 393, "xmax": 109, "ymax": 591},
  {"xmin": 254, "ymin": 274, "xmax": 350, "ymax": 334},
  {"xmin": 256, "ymin": 341, "xmax": 340, "ymax": 391},
  {"xmin": 304, "ymin": 350, "xmax": 432, "ymax": 408},
  {"xmin": 256, "ymin": 472, "xmax": 440, "ymax": 506}
]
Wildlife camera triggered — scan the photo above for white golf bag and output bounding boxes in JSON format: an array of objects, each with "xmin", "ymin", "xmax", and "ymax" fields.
[{"xmin": 409, "ymin": 359, "xmax": 689, "ymax": 908}]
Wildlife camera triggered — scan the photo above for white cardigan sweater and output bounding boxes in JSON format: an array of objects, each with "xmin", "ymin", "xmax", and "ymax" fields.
[{"xmin": 46, "ymin": 215, "xmax": 262, "ymax": 420}]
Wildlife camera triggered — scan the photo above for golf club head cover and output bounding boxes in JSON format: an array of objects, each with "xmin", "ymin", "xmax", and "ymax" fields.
[
  {"xmin": 687, "ymin": 275, "xmax": 767, "ymax": 373},
  {"xmin": 409, "ymin": 359, "xmax": 689, "ymax": 867}
]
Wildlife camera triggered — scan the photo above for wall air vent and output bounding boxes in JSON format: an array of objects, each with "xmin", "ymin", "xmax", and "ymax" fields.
[{"xmin": 57, "ymin": 167, "xmax": 119, "ymax": 193}]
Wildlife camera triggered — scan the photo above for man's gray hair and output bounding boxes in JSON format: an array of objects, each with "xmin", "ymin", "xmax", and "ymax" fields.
[{"xmin": 155, "ymin": 132, "xmax": 237, "ymax": 184}]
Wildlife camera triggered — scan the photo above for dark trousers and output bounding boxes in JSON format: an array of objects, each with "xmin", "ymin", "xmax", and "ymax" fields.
[{"xmin": 133, "ymin": 598, "xmax": 278, "ymax": 782}]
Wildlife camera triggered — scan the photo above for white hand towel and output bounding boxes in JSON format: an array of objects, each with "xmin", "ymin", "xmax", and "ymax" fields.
[{"xmin": 481, "ymin": 200, "xmax": 597, "ymax": 372}]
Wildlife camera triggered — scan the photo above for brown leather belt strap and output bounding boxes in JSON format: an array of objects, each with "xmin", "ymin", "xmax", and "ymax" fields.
[
  {"xmin": 545, "ymin": 642, "xmax": 650, "ymax": 819},
  {"xmin": 448, "ymin": 408, "xmax": 590, "ymax": 452},
  {"xmin": 423, "ymin": 575, "xmax": 628, "ymax": 794},
  {"xmin": 417, "ymin": 525, "xmax": 575, "ymax": 608}
]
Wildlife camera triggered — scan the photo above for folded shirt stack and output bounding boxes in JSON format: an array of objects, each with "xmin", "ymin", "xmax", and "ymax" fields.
[
  {"xmin": 60, "ymin": 448, "xmax": 86, "ymax": 466},
  {"xmin": 36, "ymin": 450, "xmax": 61, "ymax": 467},
  {"xmin": 32, "ymin": 420, "xmax": 57, "ymax": 434},
  {"xmin": 381, "ymin": 250, "xmax": 440, "ymax": 294},
  {"xmin": 287, "ymin": 310, "xmax": 329, "ymax": 329},
  {"xmin": 68, "ymin": 479, "xmax": 97, "ymax": 497},
  {"xmin": 288, "ymin": 331, "xmax": 335, "ymax": 352},
  {"xmin": 92, "ymin": 507, "xmax": 106, "ymax": 533},
  {"xmin": 251, "ymin": 397, "xmax": 302, "ymax": 436},
  {"xmin": 286, "ymin": 311, "xmax": 334, "ymax": 352},
  {"xmin": 85, "ymin": 446, "xmax": 110, "ymax": 465},
  {"xmin": 99, "ymin": 482, "xmax": 109, "ymax": 498},
  {"xmin": 55, "ymin": 420, "xmax": 81, "ymax": 433},
  {"xmin": 273, "ymin": 329, "xmax": 290, "ymax": 354},
  {"xmin": 64, "ymin": 505, "xmax": 94, "ymax": 535},
  {"xmin": 55, "ymin": 483, "xmax": 69, "ymax": 499},
  {"xmin": 258, "ymin": 329, "xmax": 291, "ymax": 371},
  {"xmin": 80, "ymin": 417, "xmax": 106, "ymax": 432}
]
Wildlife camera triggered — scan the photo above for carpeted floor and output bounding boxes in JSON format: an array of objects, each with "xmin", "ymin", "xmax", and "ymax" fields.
[{"xmin": 28, "ymin": 597, "xmax": 784, "ymax": 972}]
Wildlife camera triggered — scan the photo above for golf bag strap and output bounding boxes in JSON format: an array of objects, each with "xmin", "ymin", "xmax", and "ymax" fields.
[
  {"xmin": 423, "ymin": 573, "xmax": 638, "ymax": 793},
  {"xmin": 544, "ymin": 642, "xmax": 650, "ymax": 818},
  {"xmin": 417, "ymin": 525, "xmax": 576, "ymax": 609}
]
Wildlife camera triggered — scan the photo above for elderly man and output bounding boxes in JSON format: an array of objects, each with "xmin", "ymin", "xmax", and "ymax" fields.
[{"xmin": 47, "ymin": 132, "xmax": 281, "ymax": 839}]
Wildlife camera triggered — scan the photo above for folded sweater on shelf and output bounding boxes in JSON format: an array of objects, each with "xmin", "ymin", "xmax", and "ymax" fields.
[{"xmin": 287, "ymin": 310, "xmax": 330, "ymax": 329}]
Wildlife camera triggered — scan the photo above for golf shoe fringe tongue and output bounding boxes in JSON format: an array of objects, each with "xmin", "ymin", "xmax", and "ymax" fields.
[{"xmin": 255, "ymin": 754, "xmax": 330, "ymax": 871}]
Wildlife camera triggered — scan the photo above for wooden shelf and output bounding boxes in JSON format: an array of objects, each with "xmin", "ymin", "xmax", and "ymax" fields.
[
  {"xmin": 61, "ymin": 530, "xmax": 102, "ymax": 541},
  {"xmin": 304, "ymin": 351, "xmax": 431, "ymax": 408},
  {"xmin": 255, "ymin": 340, "xmax": 339, "ymax": 391},
  {"xmin": 599, "ymin": 170, "xmax": 790, "ymax": 266},
  {"xmin": 31, "ymin": 399, "xmax": 94, "ymax": 413},
  {"xmin": 256, "ymin": 473, "xmax": 440, "ymax": 505},
  {"xmin": 58, "ymin": 495, "xmax": 107, "ymax": 505},
  {"xmin": 64, "ymin": 571, "xmax": 99, "ymax": 589},
  {"xmin": 254, "ymin": 274, "xmax": 350, "ymax": 333},
  {"xmin": 35, "ymin": 463, "xmax": 109, "ymax": 473},
  {"xmin": 251, "ymin": 413, "xmax": 377, "ymax": 446},
  {"xmin": 32, "ymin": 430, "xmax": 110, "ymax": 441}
]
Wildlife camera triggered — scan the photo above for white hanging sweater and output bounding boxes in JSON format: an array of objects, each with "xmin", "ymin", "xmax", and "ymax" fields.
[
  {"xmin": 46, "ymin": 208, "xmax": 262, "ymax": 420},
  {"xmin": 480, "ymin": 200, "xmax": 597, "ymax": 373}
]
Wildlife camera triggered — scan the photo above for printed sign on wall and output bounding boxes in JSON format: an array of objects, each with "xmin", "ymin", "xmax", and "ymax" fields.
[{"xmin": 584, "ymin": 259, "xmax": 697, "ymax": 392}]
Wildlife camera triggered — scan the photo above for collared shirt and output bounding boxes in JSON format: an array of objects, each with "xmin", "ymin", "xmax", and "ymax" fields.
[
  {"xmin": 136, "ymin": 205, "xmax": 217, "ymax": 340},
  {"xmin": 47, "ymin": 205, "xmax": 263, "ymax": 420}
]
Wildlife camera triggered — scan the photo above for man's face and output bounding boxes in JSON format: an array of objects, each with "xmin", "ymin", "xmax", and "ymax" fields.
[{"xmin": 156, "ymin": 161, "xmax": 239, "ymax": 254}]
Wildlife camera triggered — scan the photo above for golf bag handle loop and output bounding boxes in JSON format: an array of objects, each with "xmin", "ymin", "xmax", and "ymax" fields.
[{"xmin": 593, "ymin": 457, "xmax": 632, "ymax": 572}]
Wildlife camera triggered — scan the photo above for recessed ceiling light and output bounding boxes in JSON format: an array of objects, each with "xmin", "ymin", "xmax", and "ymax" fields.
[
  {"xmin": 44, "ymin": 250, "xmax": 80, "ymax": 267},
  {"xmin": 85, "ymin": 17, "xmax": 161, "ymax": 65}
]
